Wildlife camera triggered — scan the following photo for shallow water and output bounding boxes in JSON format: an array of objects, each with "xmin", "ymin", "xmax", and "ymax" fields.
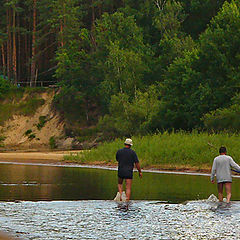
[
  {"xmin": 1, "ymin": 200, "xmax": 240, "ymax": 239},
  {"xmin": 1, "ymin": 163, "xmax": 240, "ymax": 239},
  {"xmin": 2, "ymin": 163, "xmax": 240, "ymax": 202}
]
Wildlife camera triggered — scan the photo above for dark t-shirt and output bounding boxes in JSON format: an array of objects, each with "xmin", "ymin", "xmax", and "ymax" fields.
[{"xmin": 116, "ymin": 147, "xmax": 139, "ymax": 179}]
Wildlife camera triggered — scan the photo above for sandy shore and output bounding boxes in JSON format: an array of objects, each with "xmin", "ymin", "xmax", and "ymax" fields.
[{"xmin": 0, "ymin": 150, "xmax": 82, "ymax": 165}]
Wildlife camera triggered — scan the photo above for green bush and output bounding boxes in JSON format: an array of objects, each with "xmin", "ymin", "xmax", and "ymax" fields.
[
  {"xmin": 37, "ymin": 116, "xmax": 48, "ymax": 130},
  {"xmin": 0, "ymin": 77, "xmax": 12, "ymax": 98},
  {"xmin": 28, "ymin": 133, "xmax": 36, "ymax": 140},
  {"xmin": 24, "ymin": 129, "xmax": 32, "ymax": 136},
  {"xmin": 203, "ymin": 102, "xmax": 240, "ymax": 132},
  {"xmin": 0, "ymin": 135, "xmax": 6, "ymax": 147},
  {"xmin": 49, "ymin": 136, "xmax": 57, "ymax": 149},
  {"xmin": 98, "ymin": 86, "xmax": 161, "ymax": 138},
  {"xmin": 18, "ymin": 98, "xmax": 45, "ymax": 116}
]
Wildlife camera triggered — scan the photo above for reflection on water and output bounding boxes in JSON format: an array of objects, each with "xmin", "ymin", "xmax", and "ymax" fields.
[
  {"xmin": 1, "ymin": 200, "xmax": 240, "ymax": 239},
  {"xmin": 1, "ymin": 163, "xmax": 240, "ymax": 202}
]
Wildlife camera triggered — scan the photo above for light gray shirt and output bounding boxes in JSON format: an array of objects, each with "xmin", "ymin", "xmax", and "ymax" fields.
[{"xmin": 211, "ymin": 155, "xmax": 240, "ymax": 183}]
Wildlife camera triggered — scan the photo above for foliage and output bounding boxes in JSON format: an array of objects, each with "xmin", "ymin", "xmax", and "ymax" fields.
[
  {"xmin": 1, "ymin": 0, "xmax": 240, "ymax": 135},
  {"xmin": 36, "ymin": 116, "xmax": 47, "ymax": 130},
  {"xmin": 202, "ymin": 94, "xmax": 240, "ymax": 132},
  {"xmin": 98, "ymin": 85, "xmax": 161, "ymax": 137},
  {"xmin": 95, "ymin": 11, "xmax": 151, "ymax": 103},
  {"xmin": 24, "ymin": 129, "xmax": 32, "ymax": 136},
  {"xmin": 28, "ymin": 133, "xmax": 36, "ymax": 140},
  {"xmin": 153, "ymin": 1, "xmax": 240, "ymax": 131},
  {"xmin": 64, "ymin": 131, "xmax": 240, "ymax": 169},
  {"xmin": 49, "ymin": 136, "xmax": 57, "ymax": 149},
  {"xmin": 17, "ymin": 98, "xmax": 45, "ymax": 116},
  {"xmin": 0, "ymin": 89, "xmax": 45, "ymax": 125},
  {"xmin": 0, "ymin": 135, "xmax": 5, "ymax": 147},
  {"xmin": 0, "ymin": 77, "xmax": 13, "ymax": 98}
]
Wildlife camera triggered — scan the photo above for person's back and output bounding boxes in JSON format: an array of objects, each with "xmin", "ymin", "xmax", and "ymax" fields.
[
  {"xmin": 116, "ymin": 147, "xmax": 138, "ymax": 179},
  {"xmin": 212, "ymin": 155, "xmax": 232, "ymax": 183}
]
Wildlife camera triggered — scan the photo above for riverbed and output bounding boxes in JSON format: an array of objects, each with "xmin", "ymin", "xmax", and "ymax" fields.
[
  {"xmin": 0, "ymin": 163, "xmax": 240, "ymax": 239},
  {"xmin": 1, "ymin": 200, "xmax": 240, "ymax": 239}
]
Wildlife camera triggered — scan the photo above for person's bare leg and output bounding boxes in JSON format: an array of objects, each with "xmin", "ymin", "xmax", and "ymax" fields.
[
  {"xmin": 225, "ymin": 182, "xmax": 232, "ymax": 203},
  {"xmin": 118, "ymin": 177, "xmax": 123, "ymax": 201},
  {"xmin": 217, "ymin": 183, "xmax": 224, "ymax": 202},
  {"xmin": 125, "ymin": 179, "xmax": 132, "ymax": 201}
]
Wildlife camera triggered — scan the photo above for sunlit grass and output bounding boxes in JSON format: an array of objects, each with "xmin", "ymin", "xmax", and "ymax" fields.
[{"xmin": 64, "ymin": 132, "xmax": 240, "ymax": 170}]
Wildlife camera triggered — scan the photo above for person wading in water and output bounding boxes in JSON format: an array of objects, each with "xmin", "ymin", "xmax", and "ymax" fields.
[
  {"xmin": 116, "ymin": 138, "xmax": 142, "ymax": 201},
  {"xmin": 211, "ymin": 146, "xmax": 240, "ymax": 203}
]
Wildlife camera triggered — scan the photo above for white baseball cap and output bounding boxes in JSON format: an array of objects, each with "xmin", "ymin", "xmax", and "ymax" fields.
[{"xmin": 124, "ymin": 138, "xmax": 133, "ymax": 146}]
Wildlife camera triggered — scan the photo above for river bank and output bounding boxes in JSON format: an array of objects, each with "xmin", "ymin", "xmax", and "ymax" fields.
[
  {"xmin": 63, "ymin": 132, "xmax": 240, "ymax": 173},
  {"xmin": 0, "ymin": 150, "xmax": 218, "ymax": 175}
]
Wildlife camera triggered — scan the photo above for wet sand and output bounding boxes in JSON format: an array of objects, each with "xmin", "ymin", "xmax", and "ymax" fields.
[{"xmin": 0, "ymin": 151, "xmax": 81, "ymax": 165}]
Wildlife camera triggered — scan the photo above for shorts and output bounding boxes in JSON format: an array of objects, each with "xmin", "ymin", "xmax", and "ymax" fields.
[
  {"xmin": 218, "ymin": 181, "xmax": 232, "ymax": 184},
  {"xmin": 118, "ymin": 170, "xmax": 133, "ymax": 179}
]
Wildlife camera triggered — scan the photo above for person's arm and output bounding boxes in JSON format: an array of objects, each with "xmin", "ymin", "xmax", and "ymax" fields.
[
  {"xmin": 135, "ymin": 162, "xmax": 142, "ymax": 178},
  {"xmin": 116, "ymin": 151, "xmax": 119, "ymax": 162},
  {"xmin": 133, "ymin": 151, "xmax": 142, "ymax": 178},
  {"xmin": 230, "ymin": 157, "xmax": 240, "ymax": 172},
  {"xmin": 211, "ymin": 159, "xmax": 216, "ymax": 183}
]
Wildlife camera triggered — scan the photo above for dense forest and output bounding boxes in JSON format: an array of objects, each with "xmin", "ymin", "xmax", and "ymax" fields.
[{"xmin": 0, "ymin": 0, "xmax": 240, "ymax": 138}]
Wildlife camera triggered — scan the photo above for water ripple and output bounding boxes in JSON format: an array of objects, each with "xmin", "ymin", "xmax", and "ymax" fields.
[{"xmin": 0, "ymin": 200, "xmax": 240, "ymax": 239}]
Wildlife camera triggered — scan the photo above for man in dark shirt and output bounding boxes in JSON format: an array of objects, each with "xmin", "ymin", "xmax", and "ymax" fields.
[{"xmin": 116, "ymin": 138, "xmax": 142, "ymax": 201}]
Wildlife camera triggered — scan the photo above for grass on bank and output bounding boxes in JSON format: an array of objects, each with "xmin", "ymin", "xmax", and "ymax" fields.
[
  {"xmin": 64, "ymin": 132, "xmax": 240, "ymax": 170},
  {"xmin": 0, "ymin": 88, "xmax": 45, "ymax": 125}
]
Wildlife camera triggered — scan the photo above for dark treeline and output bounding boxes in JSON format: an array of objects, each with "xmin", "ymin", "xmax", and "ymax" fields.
[{"xmin": 1, "ymin": 0, "xmax": 240, "ymax": 137}]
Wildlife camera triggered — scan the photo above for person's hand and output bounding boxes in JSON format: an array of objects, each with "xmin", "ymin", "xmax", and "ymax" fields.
[
  {"xmin": 139, "ymin": 172, "xmax": 143, "ymax": 178},
  {"xmin": 211, "ymin": 180, "xmax": 215, "ymax": 184}
]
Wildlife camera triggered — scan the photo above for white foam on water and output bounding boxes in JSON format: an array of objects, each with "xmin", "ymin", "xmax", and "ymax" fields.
[{"xmin": 207, "ymin": 194, "xmax": 218, "ymax": 202}]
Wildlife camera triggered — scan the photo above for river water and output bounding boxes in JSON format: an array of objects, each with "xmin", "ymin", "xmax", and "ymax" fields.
[{"xmin": 1, "ymin": 163, "xmax": 240, "ymax": 239}]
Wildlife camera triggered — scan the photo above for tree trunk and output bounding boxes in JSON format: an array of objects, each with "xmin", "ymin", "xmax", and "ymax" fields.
[
  {"xmin": 1, "ymin": 44, "xmax": 6, "ymax": 77},
  {"xmin": 7, "ymin": 7, "xmax": 12, "ymax": 81},
  {"xmin": 30, "ymin": 0, "xmax": 37, "ymax": 87},
  {"xmin": 60, "ymin": 21, "xmax": 64, "ymax": 47},
  {"xmin": 17, "ymin": 11, "xmax": 21, "ymax": 83},
  {"xmin": 12, "ymin": 7, "xmax": 17, "ymax": 84},
  {"xmin": 90, "ymin": 0, "xmax": 96, "ymax": 48}
]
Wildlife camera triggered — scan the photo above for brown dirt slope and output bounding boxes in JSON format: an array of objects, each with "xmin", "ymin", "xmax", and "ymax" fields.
[{"xmin": 0, "ymin": 90, "xmax": 65, "ymax": 150}]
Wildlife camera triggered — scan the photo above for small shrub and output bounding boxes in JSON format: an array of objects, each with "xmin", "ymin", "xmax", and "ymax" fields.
[
  {"xmin": 49, "ymin": 136, "xmax": 57, "ymax": 149},
  {"xmin": 24, "ymin": 129, "xmax": 32, "ymax": 136},
  {"xmin": 28, "ymin": 133, "xmax": 36, "ymax": 140},
  {"xmin": 18, "ymin": 98, "xmax": 45, "ymax": 116},
  {"xmin": 37, "ymin": 116, "xmax": 48, "ymax": 130},
  {"xmin": 0, "ymin": 76, "xmax": 12, "ymax": 99},
  {"xmin": 0, "ymin": 135, "xmax": 6, "ymax": 147}
]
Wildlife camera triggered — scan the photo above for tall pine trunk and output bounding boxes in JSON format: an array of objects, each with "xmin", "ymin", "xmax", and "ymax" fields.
[
  {"xmin": 17, "ymin": 12, "xmax": 21, "ymax": 83},
  {"xmin": 1, "ymin": 44, "xmax": 6, "ymax": 77},
  {"xmin": 7, "ymin": 7, "xmax": 12, "ymax": 81},
  {"xmin": 30, "ymin": 0, "xmax": 37, "ymax": 86},
  {"xmin": 12, "ymin": 7, "xmax": 17, "ymax": 84}
]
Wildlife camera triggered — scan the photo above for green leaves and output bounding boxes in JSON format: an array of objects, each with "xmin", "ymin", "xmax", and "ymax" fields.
[{"xmin": 98, "ymin": 85, "xmax": 161, "ymax": 137}]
